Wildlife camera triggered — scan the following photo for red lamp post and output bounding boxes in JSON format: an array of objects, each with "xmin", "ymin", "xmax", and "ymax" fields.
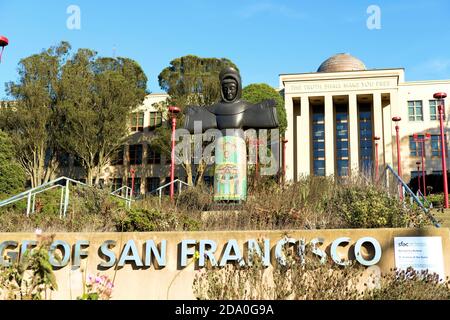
[
  {"xmin": 373, "ymin": 136, "xmax": 380, "ymax": 182},
  {"xmin": 392, "ymin": 116, "xmax": 402, "ymax": 200},
  {"xmin": 169, "ymin": 106, "xmax": 181, "ymax": 201},
  {"xmin": 130, "ymin": 168, "xmax": 136, "ymax": 198},
  {"xmin": 416, "ymin": 161, "xmax": 421, "ymax": 195},
  {"xmin": 282, "ymin": 138, "xmax": 288, "ymax": 184},
  {"xmin": 413, "ymin": 132, "xmax": 431, "ymax": 197},
  {"xmin": 0, "ymin": 35, "xmax": 8, "ymax": 63},
  {"xmin": 434, "ymin": 92, "xmax": 448, "ymax": 208}
]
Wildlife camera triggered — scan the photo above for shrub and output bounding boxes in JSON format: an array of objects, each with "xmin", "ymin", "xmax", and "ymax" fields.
[
  {"xmin": 0, "ymin": 233, "xmax": 58, "ymax": 300},
  {"xmin": 193, "ymin": 243, "xmax": 450, "ymax": 300},
  {"xmin": 330, "ymin": 182, "xmax": 427, "ymax": 228},
  {"xmin": 365, "ymin": 267, "xmax": 450, "ymax": 300}
]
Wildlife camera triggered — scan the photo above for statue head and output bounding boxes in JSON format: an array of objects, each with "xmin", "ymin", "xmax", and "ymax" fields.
[{"xmin": 219, "ymin": 67, "xmax": 241, "ymax": 103}]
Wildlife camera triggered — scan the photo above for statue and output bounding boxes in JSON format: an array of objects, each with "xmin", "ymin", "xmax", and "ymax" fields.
[{"xmin": 184, "ymin": 67, "xmax": 279, "ymax": 201}]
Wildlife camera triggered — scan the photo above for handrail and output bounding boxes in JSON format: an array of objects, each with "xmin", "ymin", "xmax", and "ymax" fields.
[
  {"xmin": 384, "ymin": 165, "xmax": 440, "ymax": 227},
  {"xmin": 0, "ymin": 176, "xmax": 133, "ymax": 217}
]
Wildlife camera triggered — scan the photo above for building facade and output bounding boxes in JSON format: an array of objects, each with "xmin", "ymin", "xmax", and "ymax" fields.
[{"xmin": 280, "ymin": 53, "xmax": 450, "ymax": 183}]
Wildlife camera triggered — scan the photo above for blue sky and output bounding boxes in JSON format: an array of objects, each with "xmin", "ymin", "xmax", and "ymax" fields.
[{"xmin": 1, "ymin": 0, "xmax": 449, "ymax": 99}]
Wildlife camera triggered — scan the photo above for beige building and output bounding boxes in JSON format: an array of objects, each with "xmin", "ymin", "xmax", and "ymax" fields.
[{"xmin": 280, "ymin": 53, "xmax": 450, "ymax": 184}]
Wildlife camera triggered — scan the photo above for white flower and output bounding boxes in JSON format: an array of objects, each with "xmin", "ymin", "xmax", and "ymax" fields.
[{"xmin": 35, "ymin": 228, "xmax": 42, "ymax": 235}]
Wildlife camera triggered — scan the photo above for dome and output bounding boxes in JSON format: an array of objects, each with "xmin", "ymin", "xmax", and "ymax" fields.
[{"xmin": 317, "ymin": 53, "xmax": 366, "ymax": 73}]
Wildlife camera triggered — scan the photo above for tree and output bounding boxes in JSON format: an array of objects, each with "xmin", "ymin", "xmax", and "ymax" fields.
[
  {"xmin": 0, "ymin": 130, "xmax": 26, "ymax": 198},
  {"xmin": 0, "ymin": 42, "xmax": 70, "ymax": 187},
  {"xmin": 242, "ymin": 83, "xmax": 287, "ymax": 135},
  {"xmin": 154, "ymin": 55, "xmax": 238, "ymax": 185},
  {"xmin": 55, "ymin": 50, "xmax": 147, "ymax": 185}
]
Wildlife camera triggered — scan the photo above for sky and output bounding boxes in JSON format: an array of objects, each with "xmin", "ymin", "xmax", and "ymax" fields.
[{"xmin": 1, "ymin": 0, "xmax": 450, "ymax": 99}]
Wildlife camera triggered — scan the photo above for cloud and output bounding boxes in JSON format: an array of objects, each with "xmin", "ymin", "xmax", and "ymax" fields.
[{"xmin": 237, "ymin": 2, "xmax": 304, "ymax": 19}]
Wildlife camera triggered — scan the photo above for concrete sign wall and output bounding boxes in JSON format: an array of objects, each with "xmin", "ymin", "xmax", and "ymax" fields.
[{"xmin": 0, "ymin": 228, "xmax": 449, "ymax": 299}]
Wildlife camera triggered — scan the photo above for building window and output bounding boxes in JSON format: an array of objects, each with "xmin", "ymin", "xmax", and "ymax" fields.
[
  {"xmin": 312, "ymin": 107, "xmax": 325, "ymax": 176},
  {"xmin": 111, "ymin": 178, "xmax": 122, "ymax": 191},
  {"xmin": 127, "ymin": 177, "xmax": 141, "ymax": 196},
  {"xmin": 129, "ymin": 112, "xmax": 144, "ymax": 132},
  {"xmin": 409, "ymin": 135, "xmax": 424, "ymax": 156},
  {"xmin": 408, "ymin": 101, "xmax": 423, "ymax": 121},
  {"xmin": 146, "ymin": 177, "xmax": 160, "ymax": 193},
  {"xmin": 335, "ymin": 106, "xmax": 349, "ymax": 177},
  {"xmin": 111, "ymin": 146, "xmax": 124, "ymax": 165},
  {"xmin": 359, "ymin": 104, "xmax": 373, "ymax": 173},
  {"xmin": 129, "ymin": 144, "xmax": 143, "ymax": 165},
  {"xmin": 149, "ymin": 112, "xmax": 162, "ymax": 129},
  {"xmin": 147, "ymin": 145, "xmax": 161, "ymax": 164},
  {"xmin": 431, "ymin": 134, "xmax": 448, "ymax": 157},
  {"xmin": 429, "ymin": 100, "xmax": 439, "ymax": 121}
]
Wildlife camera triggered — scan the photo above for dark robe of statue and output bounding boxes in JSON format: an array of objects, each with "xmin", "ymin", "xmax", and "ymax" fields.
[{"xmin": 184, "ymin": 67, "xmax": 279, "ymax": 202}]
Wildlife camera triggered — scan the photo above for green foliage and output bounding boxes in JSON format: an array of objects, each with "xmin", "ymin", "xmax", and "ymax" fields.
[
  {"xmin": 0, "ymin": 234, "xmax": 58, "ymax": 300},
  {"xmin": 0, "ymin": 42, "xmax": 70, "ymax": 187},
  {"xmin": 0, "ymin": 130, "xmax": 25, "ymax": 198},
  {"xmin": 194, "ymin": 244, "xmax": 450, "ymax": 300},
  {"xmin": 158, "ymin": 55, "xmax": 238, "ymax": 107},
  {"xmin": 426, "ymin": 193, "xmax": 443, "ymax": 208},
  {"xmin": 176, "ymin": 187, "xmax": 212, "ymax": 211},
  {"xmin": 330, "ymin": 183, "xmax": 426, "ymax": 228},
  {"xmin": 56, "ymin": 51, "xmax": 147, "ymax": 184},
  {"xmin": 242, "ymin": 83, "xmax": 287, "ymax": 134},
  {"xmin": 117, "ymin": 207, "xmax": 178, "ymax": 232}
]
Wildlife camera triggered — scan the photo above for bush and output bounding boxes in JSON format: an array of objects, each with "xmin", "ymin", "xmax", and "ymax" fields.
[
  {"xmin": 365, "ymin": 267, "xmax": 450, "ymax": 300},
  {"xmin": 0, "ymin": 130, "xmax": 25, "ymax": 198},
  {"xmin": 330, "ymin": 182, "xmax": 427, "ymax": 228},
  {"xmin": 193, "ymin": 243, "xmax": 450, "ymax": 300}
]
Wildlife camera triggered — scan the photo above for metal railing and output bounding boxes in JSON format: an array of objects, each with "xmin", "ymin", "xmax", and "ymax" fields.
[
  {"xmin": 0, "ymin": 176, "xmax": 133, "ymax": 218},
  {"xmin": 148, "ymin": 179, "xmax": 190, "ymax": 203},
  {"xmin": 383, "ymin": 165, "xmax": 440, "ymax": 227}
]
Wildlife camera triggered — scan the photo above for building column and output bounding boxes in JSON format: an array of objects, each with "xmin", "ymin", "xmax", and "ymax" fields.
[
  {"xmin": 373, "ymin": 92, "xmax": 384, "ymax": 169},
  {"xmin": 324, "ymin": 95, "xmax": 335, "ymax": 176},
  {"xmin": 348, "ymin": 93, "xmax": 359, "ymax": 174},
  {"xmin": 383, "ymin": 91, "xmax": 397, "ymax": 169},
  {"xmin": 285, "ymin": 94, "xmax": 295, "ymax": 181},
  {"xmin": 298, "ymin": 96, "xmax": 310, "ymax": 177}
]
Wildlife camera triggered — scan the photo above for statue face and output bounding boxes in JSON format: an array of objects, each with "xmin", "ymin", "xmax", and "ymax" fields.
[{"xmin": 222, "ymin": 80, "xmax": 237, "ymax": 101}]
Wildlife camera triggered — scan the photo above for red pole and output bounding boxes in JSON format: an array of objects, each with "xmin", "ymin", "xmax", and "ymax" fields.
[
  {"xmin": 168, "ymin": 106, "xmax": 180, "ymax": 201},
  {"xmin": 170, "ymin": 116, "xmax": 176, "ymax": 201},
  {"xmin": 374, "ymin": 136, "xmax": 380, "ymax": 182},
  {"xmin": 392, "ymin": 117, "xmax": 402, "ymax": 200},
  {"xmin": 130, "ymin": 168, "xmax": 135, "ymax": 198},
  {"xmin": 282, "ymin": 138, "xmax": 288, "ymax": 184},
  {"xmin": 416, "ymin": 162, "xmax": 421, "ymax": 195},
  {"xmin": 439, "ymin": 103, "xmax": 448, "ymax": 208},
  {"xmin": 421, "ymin": 140, "xmax": 426, "ymax": 197}
]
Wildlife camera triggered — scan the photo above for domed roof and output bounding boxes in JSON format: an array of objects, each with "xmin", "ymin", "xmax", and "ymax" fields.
[{"xmin": 317, "ymin": 53, "xmax": 366, "ymax": 73}]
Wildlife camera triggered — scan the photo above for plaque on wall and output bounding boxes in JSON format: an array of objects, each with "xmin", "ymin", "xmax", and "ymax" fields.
[{"xmin": 394, "ymin": 236, "xmax": 445, "ymax": 280}]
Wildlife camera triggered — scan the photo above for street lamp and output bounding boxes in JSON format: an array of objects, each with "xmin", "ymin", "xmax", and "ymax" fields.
[
  {"xmin": 413, "ymin": 132, "xmax": 431, "ymax": 197},
  {"xmin": 0, "ymin": 35, "xmax": 8, "ymax": 63},
  {"xmin": 373, "ymin": 136, "xmax": 380, "ymax": 182},
  {"xmin": 434, "ymin": 92, "xmax": 448, "ymax": 208},
  {"xmin": 392, "ymin": 116, "xmax": 402, "ymax": 200},
  {"xmin": 282, "ymin": 138, "xmax": 288, "ymax": 184},
  {"xmin": 416, "ymin": 161, "xmax": 421, "ymax": 195},
  {"xmin": 169, "ymin": 105, "xmax": 181, "ymax": 201}
]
